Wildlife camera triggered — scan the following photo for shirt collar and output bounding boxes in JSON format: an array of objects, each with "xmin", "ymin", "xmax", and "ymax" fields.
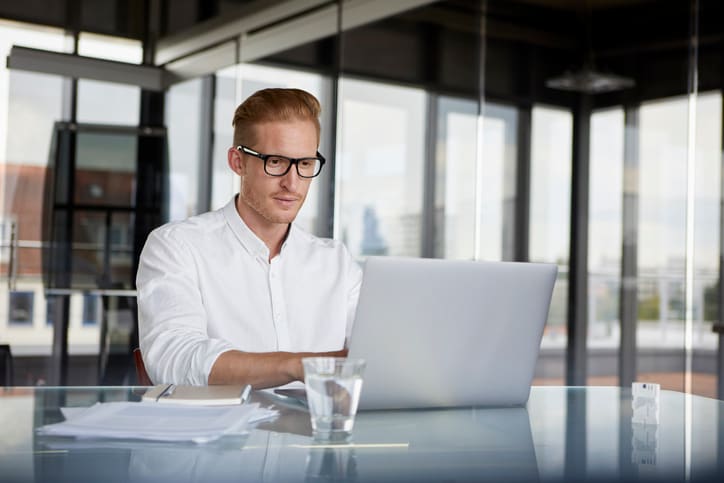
[{"xmin": 222, "ymin": 196, "xmax": 297, "ymax": 260}]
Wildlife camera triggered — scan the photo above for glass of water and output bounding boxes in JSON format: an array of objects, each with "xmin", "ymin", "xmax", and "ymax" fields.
[{"xmin": 302, "ymin": 357, "xmax": 366, "ymax": 441}]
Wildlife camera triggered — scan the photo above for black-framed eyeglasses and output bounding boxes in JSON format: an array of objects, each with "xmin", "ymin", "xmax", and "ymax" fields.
[{"xmin": 237, "ymin": 145, "xmax": 326, "ymax": 178}]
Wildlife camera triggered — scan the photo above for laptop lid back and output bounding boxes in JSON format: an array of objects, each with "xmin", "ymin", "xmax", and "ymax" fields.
[{"xmin": 348, "ymin": 257, "xmax": 557, "ymax": 410}]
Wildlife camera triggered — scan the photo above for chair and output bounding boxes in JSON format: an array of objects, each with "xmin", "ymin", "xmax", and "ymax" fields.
[
  {"xmin": 133, "ymin": 348, "xmax": 153, "ymax": 386},
  {"xmin": 0, "ymin": 344, "xmax": 13, "ymax": 386}
]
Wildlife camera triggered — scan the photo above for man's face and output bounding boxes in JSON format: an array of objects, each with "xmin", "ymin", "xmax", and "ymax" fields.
[{"xmin": 231, "ymin": 119, "xmax": 318, "ymax": 229}]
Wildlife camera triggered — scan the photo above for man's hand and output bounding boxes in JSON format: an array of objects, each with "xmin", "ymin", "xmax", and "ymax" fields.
[
  {"xmin": 287, "ymin": 348, "xmax": 348, "ymax": 381},
  {"xmin": 209, "ymin": 348, "xmax": 348, "ymax": 389}
]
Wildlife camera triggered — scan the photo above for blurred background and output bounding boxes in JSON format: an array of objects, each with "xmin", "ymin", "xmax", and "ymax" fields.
[{"xmin": 0, "ymin": 0, "xmax": 723, "ymax": 404}]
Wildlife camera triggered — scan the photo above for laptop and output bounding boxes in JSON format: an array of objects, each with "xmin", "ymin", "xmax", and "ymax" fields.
[{"xmin": 348, "ymin": 256, "xmax": 557, "ymax": 410}]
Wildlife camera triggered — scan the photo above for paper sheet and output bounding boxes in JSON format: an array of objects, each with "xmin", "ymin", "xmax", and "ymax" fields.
[{"xmin": 38, "ymin": 401, "xmax": 278, "ymax": 443}]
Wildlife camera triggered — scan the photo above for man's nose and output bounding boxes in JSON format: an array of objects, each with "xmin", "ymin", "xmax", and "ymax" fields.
[{"xmin": 279, "ymin": 164, "xmax": 300, "ymax": 189}]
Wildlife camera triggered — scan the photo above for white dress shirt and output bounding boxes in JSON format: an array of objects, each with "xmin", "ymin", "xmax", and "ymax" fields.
[{"xmin": 136, "ymin": 197, "xmax": 363, "ymax": 385}]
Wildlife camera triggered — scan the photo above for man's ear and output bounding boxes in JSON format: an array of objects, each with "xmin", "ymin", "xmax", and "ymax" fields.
[{"xmin": 228, "ymin": 147, "xmax": 245, "ymax": 176}]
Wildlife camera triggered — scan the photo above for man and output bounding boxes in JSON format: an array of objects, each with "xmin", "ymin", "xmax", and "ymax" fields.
[{"xmin": 137, "ymin": 88, "xmax": 362, "ymax": 388}]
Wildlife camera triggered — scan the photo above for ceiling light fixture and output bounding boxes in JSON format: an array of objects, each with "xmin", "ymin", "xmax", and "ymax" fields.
[
  {"xmin": 545, "ymin": 63, "xmax": 635, "ymax": 94},
  {"xmin": 545, "ymin": 0, "xmax": 635, "ymax": 95}
]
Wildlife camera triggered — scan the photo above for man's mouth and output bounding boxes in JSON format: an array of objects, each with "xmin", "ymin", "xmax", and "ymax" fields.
[{"xmin": 273, "ymin": 195, "xmax": 300, "ymax": 207}]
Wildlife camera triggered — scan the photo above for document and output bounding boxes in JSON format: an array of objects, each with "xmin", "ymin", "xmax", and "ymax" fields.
[{"xmin": 36, "ymin": 401, "xmax": 278, "ymax": 443}]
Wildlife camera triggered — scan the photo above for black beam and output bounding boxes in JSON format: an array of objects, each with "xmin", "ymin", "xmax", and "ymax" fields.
[
  {"xmin": 421, "ymin": 94, "xmax": 438, "ymax": 258},
  {"xmin": 197, "ymin": 75, "xmax": 215, "ymax": 214},
  {"xmin": 567, "ymin": 95, "xmax": 591, "ymax": 386},
  {"xmin": 718, "ymin": 85, "xmax": 724, "ymax": 400},
  {"xmin": 514, "ymin": 105, "xmax": 531, "ymax": 262},
  {"xmin": 619, "ymin": 105, "xmax": 640, "ymax": 388}
]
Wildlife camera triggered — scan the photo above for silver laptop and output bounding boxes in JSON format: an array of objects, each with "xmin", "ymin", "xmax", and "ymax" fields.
[{"xmin": 348, "ymin": 256, "xmax": 557, "ymax": 410}]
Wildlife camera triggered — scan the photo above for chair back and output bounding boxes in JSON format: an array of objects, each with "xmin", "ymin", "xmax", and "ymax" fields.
[
  {"xmin": 133, "ymin": 348, "xmax": 152, "ymax": 386},
  {"xmin": 0, "ymin": 344, "xmax": 13, "ymax": 386}
]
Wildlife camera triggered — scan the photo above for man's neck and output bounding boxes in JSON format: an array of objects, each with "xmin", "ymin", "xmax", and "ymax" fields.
[{"xmin": 235, "ymin": 197, "xmax": 289, "ymax": 260}]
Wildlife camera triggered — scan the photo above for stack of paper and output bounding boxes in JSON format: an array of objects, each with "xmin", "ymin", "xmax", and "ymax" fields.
[{"xmin": 36, "ymin": 401, "xmax": 278, "ymax": 444}]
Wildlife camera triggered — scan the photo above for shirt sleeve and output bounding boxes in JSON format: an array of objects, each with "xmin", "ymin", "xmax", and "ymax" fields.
[{"xmin": 136, "ymin": 227, "xmax": 234, "ymax": 385}]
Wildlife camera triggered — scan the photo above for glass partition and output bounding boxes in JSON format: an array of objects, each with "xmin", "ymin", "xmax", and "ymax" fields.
[
  {"xmin": 587, "ymin": 108, "xmax": 624, "ymax": 385},
  {"xmin": 637, "ymin": 96, "xmax": 690, "ymax": 391},
  {"xmin": 165, "ymin": 78, "xmax": 203, "ymax": 221},
  {"xmin": 435, "ymin": 96, "xmax": 478, "ymax": 260},
  {"xmin": 335, "ymin": 78, "xmax": 426, "ymax": 258},
  {"xmin": 690, "ymin": 92, "xmax": 721, "ymax": 397},
  {"xmin": 434, "ymin": 98, "xmax": 518, "ymax": 261},
  {"xmin": 479, "ymin": 103, "xmax": 518, "ymax": 261},
  {"xmin": 0, "ymin": 20, "xmax": 69, "ymax": 383},
  {"xmin": 530, "ymin": 105, "xmax": 572, "ymax": 382}
]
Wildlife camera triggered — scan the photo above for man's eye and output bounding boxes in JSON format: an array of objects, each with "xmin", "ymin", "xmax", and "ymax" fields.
[
  {"xmin": 299, "ymin": 159, "xmax": 313, "ymax": 168},
  {"xmin": 267, "ymin": 157, "xmax": 284, "ymax": 166}
]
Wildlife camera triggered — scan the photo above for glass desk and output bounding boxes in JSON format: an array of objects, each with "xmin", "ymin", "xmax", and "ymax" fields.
[{"xmin": 0, "ymin": 386, "xmax": 722, "ymax": 482}]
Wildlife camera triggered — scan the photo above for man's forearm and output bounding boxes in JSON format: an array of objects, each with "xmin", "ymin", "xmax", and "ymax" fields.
[{"xmin": 208, "ymin": 348, "xmax": 347, "ymax": 388}]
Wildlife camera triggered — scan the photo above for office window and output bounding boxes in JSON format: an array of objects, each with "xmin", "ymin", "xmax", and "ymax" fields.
[
  {"xmin": 530, "ymin": 105, "xmax": 572, "ymax": 381},
  {"xmin": 82, "ymin": 293, "xmax": 100, "ymax": 326},
  {"xmin": 637, "ymin": 96, "xmax": 688, "ymax": 390},
  {"xmin": 336, "ymin": 78, "xmax": 426, "ymax": 258},
  {"xmin": 629, "ymin": 91, "xmax": 722, "ymax": 397},
  {"xmin": 587, "ymin": 108, "xmax": 624, "ymax": 384},
  {"xmin": 166, "ymin": 78, "xmax": 203, "ymax": 220},
  {"xmin": 435, "ymin": 96, "xmax": 477, "ymax": 259},
  {"xmin": 479, "ymin": 103, "xmax": 518, "ymax": 261},
  {"xmin": 1, "ymin": 20, "xmax": 68, "ymax": 160},
  {"xmin": 435, "ymin": 98, "xmax": 518, "ymax": 261},
  {"xmin": 74, "ymin": 131, "xmax": 137, "ymax": 206},
  {"xmin": 212, "ymin": 65, "xmax": 239, "ymax": 213},
  {"xmin": 691, "ymin": 92, "xmax": 721, "ymax": 396},
  {"xmin": 8, "ymin": 291, "xmax": 33, "ymax": 325},
  {"xmin": 0, "ymin": 20, "xmax": 68, "ymax": 357},
  {"xmin": 691, "ymin": 92, "xmax": 721, "ymax": 332},
  {"xmin": 77, "ymin": 79, "xmax": 140, "ymax": 126}
]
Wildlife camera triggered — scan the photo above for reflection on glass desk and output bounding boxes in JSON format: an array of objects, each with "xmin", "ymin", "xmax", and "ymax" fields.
[{"xmin": 0, "ymin": 386, "xmax": 722, "ymax": 482}]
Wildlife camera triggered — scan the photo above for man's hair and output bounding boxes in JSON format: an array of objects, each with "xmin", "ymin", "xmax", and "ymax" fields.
[{"xmin": 232, "ymin": 88, "xmax": 321, "ymax": 147}]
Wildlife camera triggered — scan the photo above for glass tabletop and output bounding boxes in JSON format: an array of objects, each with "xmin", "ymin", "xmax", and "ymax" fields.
[{"xmin": 1, "ymin": 386, "xmax": 722, "ymax": 482}]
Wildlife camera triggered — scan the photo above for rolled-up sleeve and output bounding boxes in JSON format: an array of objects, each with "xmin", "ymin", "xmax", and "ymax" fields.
[{"xmin": 136, "ymin": 228, "xmax": 234, "ymax": 385}]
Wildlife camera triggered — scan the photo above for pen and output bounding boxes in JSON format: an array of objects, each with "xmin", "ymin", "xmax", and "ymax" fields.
[
  {"xmin": 240, "ymin": 384, "xmax": 252, "ymax": 404},
  {"xmin": 156, "ymin": 383, "xmax": 175, "ymax": 401}
]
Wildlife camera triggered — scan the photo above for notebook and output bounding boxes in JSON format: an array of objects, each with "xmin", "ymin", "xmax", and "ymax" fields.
[
  {"xmin": 142, "ymin": 384, "xmax": 251, "ymax": 405},
  {"xmin": 347, "ymin": 256, "xmax": 557, "ymax": 410}
]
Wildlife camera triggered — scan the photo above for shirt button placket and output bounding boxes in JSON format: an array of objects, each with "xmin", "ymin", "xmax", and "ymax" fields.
[{"xmin": 268, "ymin": 261, "xmax": 289, "ymax": 350}]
